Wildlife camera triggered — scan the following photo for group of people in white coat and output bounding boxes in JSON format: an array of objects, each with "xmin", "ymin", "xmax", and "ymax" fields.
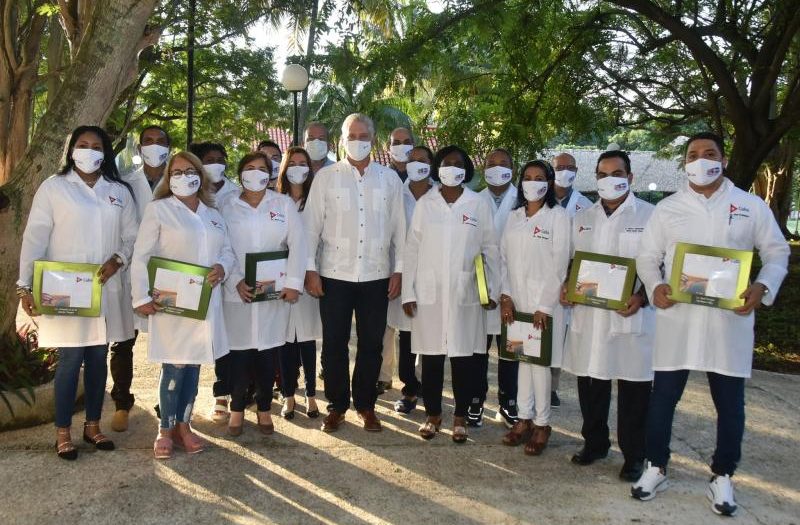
[{"xmin": 16, "ymin": 115, "xmax": 789, "ymax": 518}]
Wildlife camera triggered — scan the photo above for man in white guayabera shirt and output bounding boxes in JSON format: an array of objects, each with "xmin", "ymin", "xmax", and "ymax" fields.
[
  {"xmin": 631, "ymin": 132, "xmax": 789, "ymax": 518},
  {"xmin": 304, "ymin": 113, "xmax": 406, "ymax": 433}
]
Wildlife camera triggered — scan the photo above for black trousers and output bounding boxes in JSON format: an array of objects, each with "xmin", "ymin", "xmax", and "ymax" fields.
[
  {"xmin": 229, "ymin": 348, "xmax": 277, "ymax": 412},
  {"xmin": 279, "ymin": 339, "xmax": 317, "ymax": 397},
  {"xmin": 109, "ymin": 332, "xmax": 137, "ymax": 411},
  {"xmin": 319, "ymin": 277, "xmax": 389, "ymax": 412},
  {"xmin": 577, "ymin": 375, "xmax": 651, "ymax": 463},
  {"xmin": 398, "ymin": 330, "xmax": 421, "ymax": 397},
  {"xmin": 472, "ymin": 336, "xmax": 519, "ymax": 407},
  {"xmin": 421, "ymin": 355, "xmax": 475, "ymax": 417},
  {"xmin": 213, "ymin": 351, "xmax": 233, "ymax": 398}
]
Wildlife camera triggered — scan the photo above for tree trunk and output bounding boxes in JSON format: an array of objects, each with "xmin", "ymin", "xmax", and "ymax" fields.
[
  {"xmin": 299, "ymin": 0, "xmax": 319, "ymax": 135},
  {"xmin": 751, "ymin": 138, "xmax": 798, "ymax": 238},
  {"xmin": 0, "ymin": 0, "xmax": 158, "ymax": 340}
]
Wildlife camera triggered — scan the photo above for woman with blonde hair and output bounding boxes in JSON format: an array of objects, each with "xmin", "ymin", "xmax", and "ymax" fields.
[{"xmin": 131, "ymin": 151, "xmax": 235, "ymax": 459}]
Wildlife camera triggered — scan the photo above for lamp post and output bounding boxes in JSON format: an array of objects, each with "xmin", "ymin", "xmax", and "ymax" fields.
[{"xmin": 281, "ymin": 64, "xmax": 309, "ymax": 146}]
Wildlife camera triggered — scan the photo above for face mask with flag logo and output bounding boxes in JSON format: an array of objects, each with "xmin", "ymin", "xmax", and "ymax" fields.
[
  {"xmin": 685, "ymin": 158, "xmax": 723, "ymax": 187},
  {"xmin": 596, "ymin": 176, "xmax": 629, "ymax": 201},
  {"xmin": 241, "ymin": 169, "xmax": 269, "ymax": 192},
  {"xmin": 484, "ymin": 166, "xmax": 513, "ymax": 187},
  {"xmin": 170, "ymin": 174, "xmax": 200, "ymax": 197},
  {"xmin": 204, "ymin": 163, "xmax": 226, "ymax": 183},
  {"xmin": 346, "ymin": 140, "xmax": 372, "ymax": 161},
  {"xmin": 140, "ymin": 144, "xmax": 169, "ymax": 168},
  {"xmin": 522, "ymin": 180, "xmax": 548, "ymax": 202},
  {"xmin": 72, "ymin": 148, "xmax": 105, "ymax": 174},
  {"xmin": 389, "ymin": 144, "xmax": 413, "ymax": 163},
  {"xmin": 406, "ymin": 161, "xmax": 431, "ymax": 182},
  {"xmin": 286, "ymin": 165, "xmax": 310, "ymax": 185},
  {"xmin": 554, "ymin": 169, "xmax": 576, "ymax": 188},
  {"xmin": 305, "ymin": 139, "xmax": 328, "ymax": 161},
  {"xmin": 438, "ymin": 166, "xmax": 465, "ymax": 187},
  {"xmin": 270, "ymin": 160, "xmax": 281, "ymax": 180}
]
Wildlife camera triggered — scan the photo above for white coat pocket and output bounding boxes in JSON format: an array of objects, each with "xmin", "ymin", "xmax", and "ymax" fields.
[
  {"xmin": 609, "ymin": 308, "xmax": 644, "ymax": 335},
  {"xmin": 331, "ymin": 188, "xmax": 351, "ymax": 212},
  {"xmin": 416, "ymin": 270, "xmax": 437, "ymax": 305},
  {"xmin": 458, "ymin": 271, "xmax": 480, "ymax": 306},
  {"xmin": 618, "ymin": 232, "xmax": 642, "ymax": 259}
]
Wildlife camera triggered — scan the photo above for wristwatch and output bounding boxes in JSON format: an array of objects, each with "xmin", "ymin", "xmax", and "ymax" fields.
[
  {"xmin": 113, "ymin": 254, "xmax": 124, "ymax": 266},
  {"xmin": 756, "ymin": 282, "xmax": 769, "ymax": 295},
  {"xmin": 16, "ymin": 285, "xmax": 32, "ymax": 297}
]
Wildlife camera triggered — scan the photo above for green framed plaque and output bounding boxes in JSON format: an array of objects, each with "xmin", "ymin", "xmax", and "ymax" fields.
[
  {"xmin": 474, "ymin": 253, "xmax": 489, "ymax": 306},
  {"xmin": 566, "ymin": 251, "xmax": 637, "ymax": 310},
  {"xmin": 499, "ymin": 311, "xmax": 553, "ymax": 366},
  {"xmin": 147, "ymin": 256, "xmax": 212, "ymax": 320},
  {"xmin": 667, "ymin": 242, "xmax": 753, "ymax": 310},
  {"xmin": 245, "ymin": 250, "xmax": 289, "ymax": 302},
  {"xmin": 33, "ymin": 260, "xmax": 102, "ymax": 317}
]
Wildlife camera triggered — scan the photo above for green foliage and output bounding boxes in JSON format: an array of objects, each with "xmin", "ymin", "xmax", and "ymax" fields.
[{"xmin": 0, "ymin": 332, "xmax": 57, "ymax": 416}]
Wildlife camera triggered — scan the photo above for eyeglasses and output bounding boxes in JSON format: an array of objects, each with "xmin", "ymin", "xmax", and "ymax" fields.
[
  {"xmin": 169, "ymin": 169, "xmax": 200, "ymax": 177},
  {"xmin": 554, "ymin": 165, "xmax": 577, "ymax": 171}
]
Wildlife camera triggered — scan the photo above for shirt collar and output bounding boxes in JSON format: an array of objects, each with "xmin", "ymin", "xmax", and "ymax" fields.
[
  {"xmin": 595, "ymin": 191, "xmax": 636, "ymax": 218},
  {"xmin": 556, "ymin": 187, "xmax": 574, "ymax": 208}
]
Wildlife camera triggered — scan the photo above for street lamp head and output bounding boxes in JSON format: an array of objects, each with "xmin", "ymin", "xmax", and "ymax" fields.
[{"xmin": 281, "ymin": 64, "xmax": 309, "ymax": 92}]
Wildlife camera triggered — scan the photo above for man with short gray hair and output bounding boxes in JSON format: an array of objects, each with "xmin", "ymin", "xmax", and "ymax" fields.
[{"xmin": 304, "ymin": 113, "xmax": 406, "ymax": 433}]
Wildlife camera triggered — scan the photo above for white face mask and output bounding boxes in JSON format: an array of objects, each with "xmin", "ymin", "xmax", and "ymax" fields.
[
  {"xmin": 522, "ymin": 180, "xmax": 549, "ymax": 202},
  {"xmin": 554, "ymin": 169, "xmax": 577, "ymax": 188},
  {"xmin": 406, "ymin": 161, "xmax": 431, "ymax": 182},
  {"xmin": 170, "ymin": 174, "xmax": 201, "ymax": 197},
  {"xmin": 484, "ymin": 166, "xmax": 513, "ymax": 187},
  {"xmin": 305, "ymin": 139, "xmax": 328, "ymax": 161},
  {"xmin": 270, "ymin": 160, "xmax": 281, "ymax": 180},
  {"xmin": 346, "ymin": 140, "xmax": 372, "ymax": 161},
  {"xmin": 287, "ymin": 165, "xmax": 310, "ymax": 185},
  {"xmin": 140, "ymin": 144, "xmax": 169, "ymax": 168},
  {"xmin": 241, "ymin": 169, "xmax": 269, "ymax": 192},
  {"xmin": 389, "ymin": 144, "xmax": 413, "ymax": 163},
  {"xmin": 72, "ymin": 148, "xmax": 105, "ymax": 174},
  {"xmin": 685, "ymin": 158, "xmax": 723, "ymax": 187},
  {"xmin": 204, "ymin": 163, "xmax": 226, "ymax": 183},
  {"xmin": 437, "ymin": 166, "xmax": 465, "ymax": 187},
  {"xmin": 596, "ymin": 176, "xmax": 629, "ymax": 201}
]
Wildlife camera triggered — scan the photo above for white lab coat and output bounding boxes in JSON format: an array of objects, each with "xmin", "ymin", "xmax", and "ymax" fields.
[
  {"xmin": 121, "ymin": 166, "xmax": 156, "ymax": 333},
  {"xmin": 17, "ymin": 171, "xmax": 138, "ymax": 347},
  {"xmin": 286, "ymin": 200, "xmax": 323, "ymax": 342},
  {"xmin": 500, "ymin": 205, "xmax": 572, "ymax": 367},
  {"xmin": 213, "ymin": 178, "xmax": 241, "ymax": 210},
  {"xmin": 560, "ymin": 188, "xmax": 593, "ymax": 218},
  {"xmin": 304, "ymin": 160, "xmax": 406, "ymax": 281},
  {"xmin": 636, "ymin": 178, "xmax": 789, "ymax": 378},
  {"xmin": 130, "ymin": 196, "xmax": 235, "ymax": 364},
  {"xmin": 479, "ymin": 185, "xmax": 519, "ymax": 336},
  {"xmin": 221, "ymin": 191, "xmax": 307, "ymax": 351},
  {"xmin": 402, "ymin": 187, "xmax": 500, "ymax": 356},
  {"xmin": 387, "ymin": 179, "xmax": 434, "ymax": 332},
  {"xmin": 563, "ymin": 193, "xmax": 656, "ymax": 381}
]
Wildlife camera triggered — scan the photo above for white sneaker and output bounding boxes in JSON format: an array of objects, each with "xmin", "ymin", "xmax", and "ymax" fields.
[
  {"xmin": 631, "ymin": 462, "xmax": 668, "ymax": 501},
  {"xmin": 707, "ymin": 474, "xmax": 738, "ymax": 517}
]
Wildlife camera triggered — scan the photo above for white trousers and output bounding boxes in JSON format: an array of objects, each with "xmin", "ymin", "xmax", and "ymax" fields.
[{"xmin": 517, "ymin": 362, "xmax": 552, "ymax": 426}]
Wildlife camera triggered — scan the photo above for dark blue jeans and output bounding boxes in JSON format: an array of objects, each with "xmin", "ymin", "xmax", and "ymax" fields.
[
  {"xmin": 54, "ymin": 345, "xmax": 108, "ymax": 428},
  {"xmin": 645, "ymin": 370, "xmax": 745, "ymax": 476}
]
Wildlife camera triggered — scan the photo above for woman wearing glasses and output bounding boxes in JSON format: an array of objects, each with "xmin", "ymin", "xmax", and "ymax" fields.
[{"xmin": 130, "ymin": 151, "xmax": 235, "ymax": 459}]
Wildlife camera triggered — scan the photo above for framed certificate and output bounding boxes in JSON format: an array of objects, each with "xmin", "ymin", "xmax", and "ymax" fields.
[
  {"xmin": 566, "ymin": 251, "xmax": 637, "ymax": 310},
  {"xmin": 668, "ymin": 243, "xmax": 753, "ymax": 309},
  {"xmin": 474, "ymin": 253, "xmax": 490, "ymax": 306},
  {"xmin": 499, "ymin": 311, "xmax": 553, "ymax": 366},
  {"xmin": 147, "ymin": 257, "xmax": 212, "ymax": 320},
  {"xmin": 245, "ymin": 250, "xmax": 289, "ymax": 302},
  {"xmin": 33, "ymin": 261, "xmax": 102, "ymax": 316}
]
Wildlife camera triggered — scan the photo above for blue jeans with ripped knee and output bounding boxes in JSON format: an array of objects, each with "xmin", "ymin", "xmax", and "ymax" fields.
[{"xmin": 158, "ymin": 364, "xmax": 201, "ymax": 429}]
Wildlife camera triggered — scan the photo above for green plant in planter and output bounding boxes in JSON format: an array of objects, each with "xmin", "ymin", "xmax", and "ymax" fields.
[{"xmin": 0, "ymin": 331, "xmax": 58, "ymax": 416}]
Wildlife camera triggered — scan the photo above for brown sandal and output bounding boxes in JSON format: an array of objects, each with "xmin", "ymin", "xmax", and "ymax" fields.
[
  {"xmin": 83, "ymin": 421, "xmax": 115, "ymax": 451},
  {"xmin": 418, "ymin": 416, "xmax": 442, "ymax": 440},
  {"xmin": 257, "ymin": 413, "xmax": 274, "ymax": 435},
  {"xmin": 524, "ymin": 424, "xmax": 552, "ymax": 456},
  {"xmin": 452, "ymin": 416, "xmax": 468, "ymax": 444},
  {"xmin": 154, "ymin": 431, "xmax": 174, "ymax": 460},
  {"xmin": 503, "ymin": 419, "xmax": 532, "ymax": 446}
]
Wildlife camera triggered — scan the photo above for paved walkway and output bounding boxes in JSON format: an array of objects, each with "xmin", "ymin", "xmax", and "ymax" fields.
[{"xmin": 1, "ymin": 334, "xmax": 798, "ymax": 524}]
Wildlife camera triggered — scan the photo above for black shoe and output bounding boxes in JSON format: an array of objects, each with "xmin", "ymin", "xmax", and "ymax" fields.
[
  {"xmin": 466, "ymin": 401, "xmax": 484, "ymax": 427},
  {"xmin": 153, "ymin": 404, "xmax": 161, "ymax": 419},
  {"xmin": 571, "ymin": 447, "xmax": 609, "ymax": 466},
  {"xmin": 495, "ymin": 401, "xmax": 519, "ymax": 429},
  {"xmin": 619, "ymin": 460, "xmax": 644, "ymax": 482},
  {"xmin": 394, "ymin": 396, "xmax": 417, "ymax": 414},
  {"xmin": 376, "ymin": 381, "xmax": 393, "ymax": 395},
  {"xmin": 550, "ymin": 391, "xmax": 561, "ymax": 408}
]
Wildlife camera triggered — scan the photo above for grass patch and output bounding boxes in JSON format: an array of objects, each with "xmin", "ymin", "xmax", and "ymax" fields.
[{"xmin": 753, "ymin": 241, "xmax": 800, "ymax": 374}]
